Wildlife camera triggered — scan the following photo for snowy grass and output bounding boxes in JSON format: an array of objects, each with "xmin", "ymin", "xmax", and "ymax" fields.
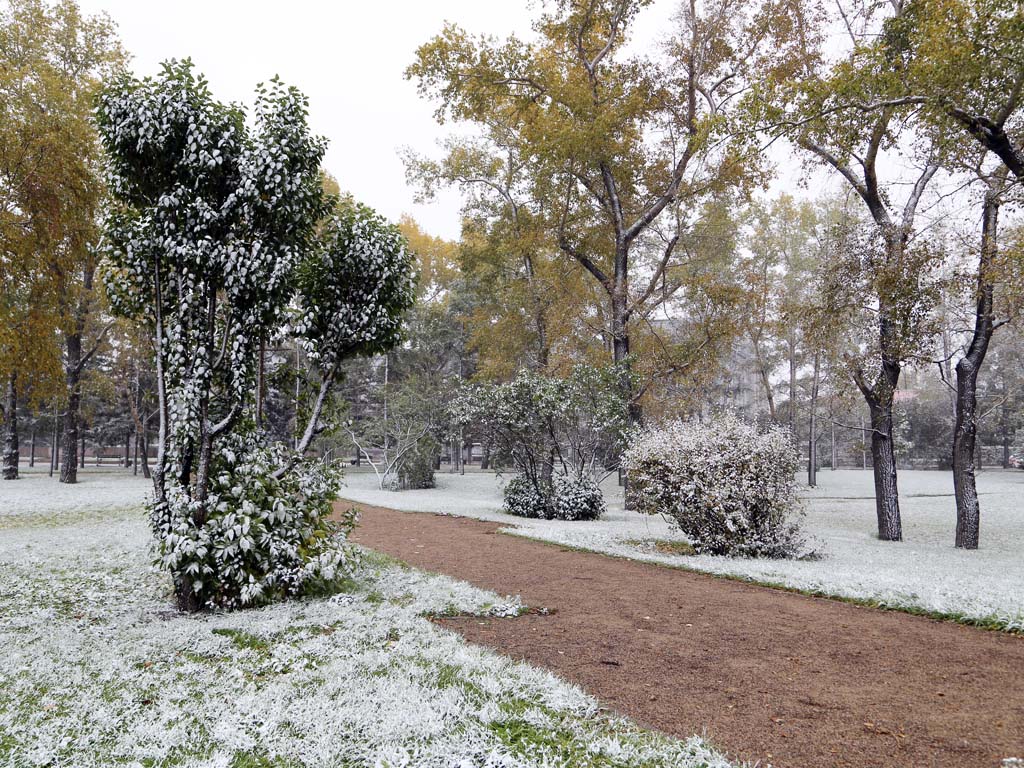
[
  {"xmin": 0, "ymin": 470, "xmax": 734, "ymax": 768},
  {"xmin": 341, "ymin": 468, "xmax": 1024, "ymax": 632}
]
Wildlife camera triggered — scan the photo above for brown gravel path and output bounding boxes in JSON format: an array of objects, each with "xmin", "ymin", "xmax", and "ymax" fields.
[{"xmin": 341, "ymin": 500, "xmax": 1024, "ymax": 768}]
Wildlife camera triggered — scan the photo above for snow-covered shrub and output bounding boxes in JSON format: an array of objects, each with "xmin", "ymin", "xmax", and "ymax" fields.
[
  {"xmin": 624, "ymin": 413, "xmax": 804, "ymax": 557},
  {"xmin": 97, "ymin": 62, "xmax": 415, "ymax": 611},
  {"xmin": 552, "ymin": 473, "xmax": 605, "ymax": 521},
  {"xmin": 503, "ymin": 473, "xmax": 549, "ymax": 519},
  {"xmin": 451, "ymin": 365, "xmax": 625, "ymax": 521},
  {"xmin": 153, "ymin": 432, "xmax": 357, "ymax": 609},
  {"xmin": 502, "ymin": 473, "xmax": 605, "ymax": 521}
]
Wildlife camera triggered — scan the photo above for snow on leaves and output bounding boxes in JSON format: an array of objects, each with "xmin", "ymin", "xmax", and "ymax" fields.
[{"xmin": 95, "ymin": 60, "xmax": 414, "ymax": 610}]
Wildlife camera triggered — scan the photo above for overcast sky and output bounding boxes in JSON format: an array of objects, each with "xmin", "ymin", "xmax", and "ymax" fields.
[{"xmin": 75, "ymin": 0, "xmax": 679, "ymax": 240}]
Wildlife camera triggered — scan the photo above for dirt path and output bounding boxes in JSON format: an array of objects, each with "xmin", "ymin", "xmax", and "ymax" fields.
[{"xmin": 342, "ymin": 500, "xmax": 1024, "ymax": 768}]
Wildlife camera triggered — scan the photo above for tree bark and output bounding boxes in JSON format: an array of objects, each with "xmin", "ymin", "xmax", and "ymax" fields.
[
  {"xmin": 2, "ymin": 372, "xmax": 18, "ymax": 480},
  {"xmin": 1000, "ymin": 393, "xmax": 1010, "ymax": 469},
  {"xmin": 60, "ymin": 330, "xmax": 82, "ymax": 484},
  {"xmin": 808, "ymin": 352, "xmax": 820, "ymax": 487},
  {"xmin": 865, "ymin": 393, "xmax": 902, "ymax": 541},
  {"xmin": 953, "ymin": 173, "xmax": 1005, "ymax": 550},
  {"xmin": 751, "ymin": 335, "xmax": 778, "ymax": 421}
]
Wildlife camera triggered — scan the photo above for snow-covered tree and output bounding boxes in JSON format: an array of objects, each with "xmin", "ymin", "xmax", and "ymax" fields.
[{"xmin": 96, "ymin": 61, "xmax": 415, "ymax": 611}]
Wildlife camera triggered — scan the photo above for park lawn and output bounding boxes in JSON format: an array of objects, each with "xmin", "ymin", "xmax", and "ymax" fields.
[
  {"xmin": 342, "ymin": 468, "xmax": 1024, "ymax": 632},
  {"xmin": 0, "ymin": 470, "xmax": 733, "ymax": 768}
]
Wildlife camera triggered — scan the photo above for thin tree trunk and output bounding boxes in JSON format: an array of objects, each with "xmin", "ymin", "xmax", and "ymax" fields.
[
  {"xmin": 751, "ymin": 335, "xmax": 778, "ymax": 421},
  {"xmin": 2, "ymin": 372, "xmax": 18, "ymax": 480},
  {"xmin": 50, "ymin": 408, "xmax": 59, "ymax": 477},
  {"xmin": 953, "ymin": 173, "xmax": 1005, "ymax": 550},
  {"xmin": 29, "ymin": 424, "xmax": 36, "ymax": 468},
  {"xmin": 60, "ymin": 331, "xmax": 82, "ymax": 484},
  {"xmin": 860, "ymin": 412, "xmax": 867, "ymax": 470},
  {"xmin": 830, "ymin": 397, "xmax": 837, "ymax": 470},
  {"xmin": 788, "ymin": 335, "xmax": 797, "ymax": 437},
  {"xmin": 79, "ymin": 430, "xmax": 85, "ymax": 469},
  {"xmin": 141, "ymin": 427, "xmax": 151, "ymax": 479},
  {"xmin": 1001, "ymin": 393, "xmax": 1011, "ymax": 469},
  {"xmin": 808, "ymin": 352, "xmax": 820, "ymax": 487}
]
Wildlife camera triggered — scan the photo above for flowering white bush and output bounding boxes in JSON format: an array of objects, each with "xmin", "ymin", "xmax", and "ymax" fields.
[{"xmin": 624, "ymin": 413, "xmax": 804, "ymax": 558}]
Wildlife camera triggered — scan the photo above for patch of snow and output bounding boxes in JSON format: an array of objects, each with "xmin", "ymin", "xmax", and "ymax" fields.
[
  {"xmin": 341, "ymin": 468, "xmax": 1024, "ymax": 631},
  {"xmin": 0, "ymin": 470, "xmax": 734, "ymax": 768},
  {"xmin": 0, "ymin": 467, "xmax": 151, "ymax": 520}
]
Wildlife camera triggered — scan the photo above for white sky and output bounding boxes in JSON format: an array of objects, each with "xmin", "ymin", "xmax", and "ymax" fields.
[
  {"xmin": 73, "ymin": 1, "xmax": 985, "ymax": 244},
  {"xmin": 76, "ymin": 0, "xmax": 677, "ymax": 241}
]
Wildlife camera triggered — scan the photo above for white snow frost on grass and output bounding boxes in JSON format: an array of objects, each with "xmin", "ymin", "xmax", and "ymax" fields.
[
  {"xmin": 341, "ymin": 468, "xmax": 1024, "ymax": 631},
  {"xmin": 0, "ymin": 469, "xmax": 734, "ymax": 768},
  {"xmin": 0, "ymin": 466, "xmax": 151, "ymax": 523}
]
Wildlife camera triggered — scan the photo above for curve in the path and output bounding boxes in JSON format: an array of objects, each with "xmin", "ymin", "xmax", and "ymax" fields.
[{"xmin": 342, "ymin": 500, "xmax": 1024, "ymax": 768}]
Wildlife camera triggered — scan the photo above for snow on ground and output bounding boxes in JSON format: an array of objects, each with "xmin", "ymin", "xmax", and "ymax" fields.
[
  {"xmin": 342, "ymin": 468, "xmax": 1024, "ymax": 631},
  {"xmin": 0, "ymin": 470, "xmax": 733, "ymax": 768},
  {"xmin": 0, "ymin": 466, "xmax": 151, "ymax": 521}
]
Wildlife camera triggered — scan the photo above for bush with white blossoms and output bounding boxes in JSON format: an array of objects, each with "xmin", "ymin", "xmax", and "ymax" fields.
[
  {"xmin": 97, "ymin": 61, "xmax": 415, "ymax": 611},
  {"xmin": 624, "ymin": 413, "xmax": 805, "ymax": 558}
]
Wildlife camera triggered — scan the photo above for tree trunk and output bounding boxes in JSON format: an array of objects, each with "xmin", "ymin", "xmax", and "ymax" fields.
[
  {"xmin": 141, "ymin": 428, "xmax": 151, "ymax": 479},
  {"xmin": 953, "ymin": 174, "xmax": 1004, "ymax": 550},
  {"xmin": 751, "ymin": 335, "xmax": 778, "ymax": 421},
  {"xmin": 1001, "ymin": 394, "xmax": 1010, "ymax": 469},
  {"xmin": 79, "ymin": 430, "xmax": 85, "ymax": 469},
  {"xmin": 788, "ymin": 334, "xmax": 797, "ymax": 436},
  {"xmin": 807, "ymin": 352, "xmax": 820, "ymax": 487},
  {"xmin": 830, "ymin": 398, "xmax": 837, "ymax": 470},
  {"xmin": 2, "ymin": 372, "xmax": 18, "ymax": 480},
  {"xmin": 50, "ymin": 410, "xmax": 59, "ymax": 477},
  {"xmin": 60, "ymin": 331, "xmax": 82, "ymax": 484},
  {"xmin": 481, "ymin": 440, "xmax": 491, "ymax": 471},
  {"xmin": 860, "ymin": 412, "xmax": 867, "ymax": 470},
  {"xmin": 29, "ymin": 424, "xmax": 36, "ymax": 468},
  {"xmin": 866, "ymin": 395, "xmax": 902, "ymax": 541}
]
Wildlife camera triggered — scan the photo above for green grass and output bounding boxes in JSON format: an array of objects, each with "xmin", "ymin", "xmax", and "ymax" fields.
[{"xmin": 211, "ymin": 628, "xmax": 270, "ymax": 653}]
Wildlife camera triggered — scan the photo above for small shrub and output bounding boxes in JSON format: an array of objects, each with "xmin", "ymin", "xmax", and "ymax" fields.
[
  {"xmin": 623, "ymin": 413, "xmax": 804, "ymax": 558},
  {"xmin": 551, "ymin": 474, "xmax": 604, "ymax": 521},
  {"xmin": 503, "ymin": 473, "xmax": 604, "ymax": 521},
  {"xmin": 395, "ymin": 435, "xmax": 438, "ymax": 490},
  {"xmin": 152, "ymin": 432, "xmax": 358, "ymax": 610},
  {"xmin": 503, "ymin": 474, "xmax": 549, "ymax": 519}
]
